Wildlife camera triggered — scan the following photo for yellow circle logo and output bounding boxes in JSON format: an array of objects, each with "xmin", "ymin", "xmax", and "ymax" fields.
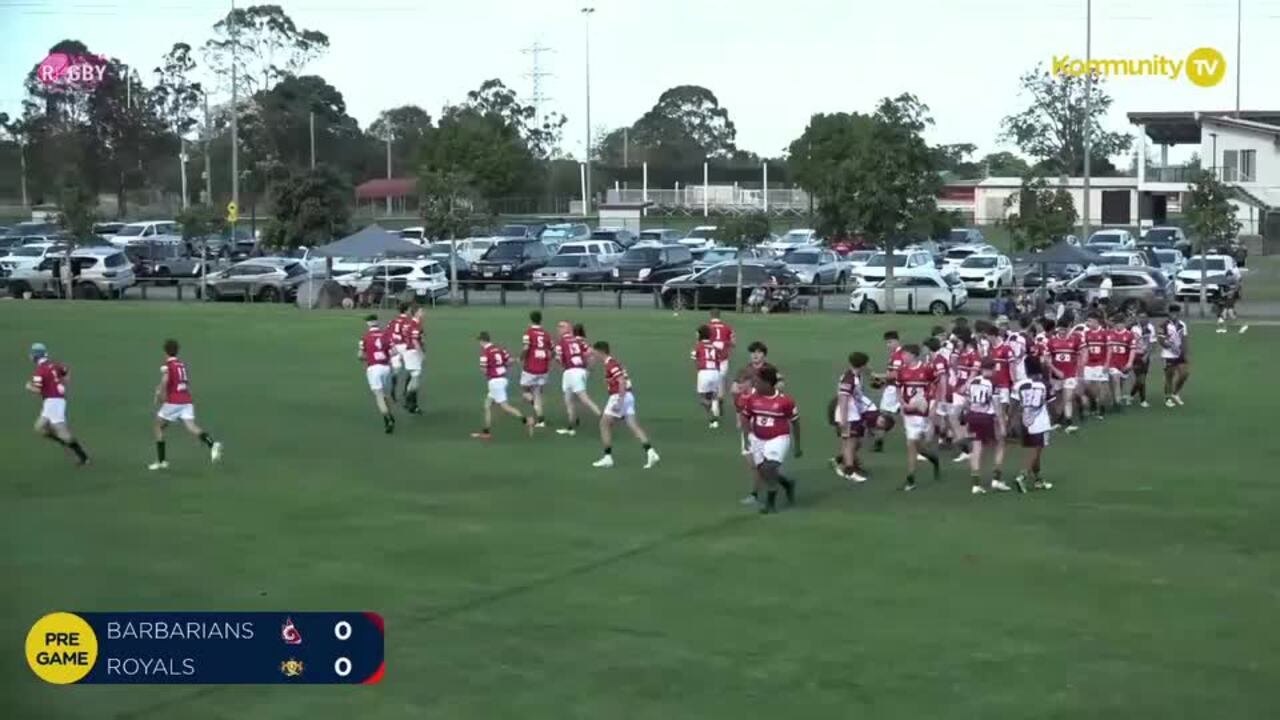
[
  {"xmin": 26, "ymin": 612, "xmax": 98, "ymax": 684},
  {"xmin": 1185, "ymin": 47, "xmax": 1227, "ymax": 87}
]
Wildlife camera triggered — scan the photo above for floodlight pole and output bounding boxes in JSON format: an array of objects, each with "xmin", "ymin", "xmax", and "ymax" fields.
[
  {"xmin": 1081, "ymin": 0, "xmax": 1093, "ymax": 244},
  {"xmin": 581, "ymin": 7, "xmax": 595, "ymax": 216}
]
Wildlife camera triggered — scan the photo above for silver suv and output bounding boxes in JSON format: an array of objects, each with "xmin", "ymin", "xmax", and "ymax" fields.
[
  {"xmin": 1062, "ymin": 267, "xmax": 1172, "ymax": 315},
  {"xmin": 6, "ymin": 246, "xmax": 137, "ymax": 299}
]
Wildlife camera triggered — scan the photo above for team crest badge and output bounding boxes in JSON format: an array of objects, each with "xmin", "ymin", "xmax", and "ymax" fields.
[
  {"xmin": 281, "ymin": 617, "xmax": 302, "ymax": 645},
  {"xmin": 280, "ymin": 658, "xmax": 304, "ymax": 678}
]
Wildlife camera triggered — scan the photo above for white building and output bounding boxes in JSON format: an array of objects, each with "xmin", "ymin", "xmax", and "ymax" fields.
[{"xmin": 974, "ymin": 176, "xmax": 1142, "ymax": 228}]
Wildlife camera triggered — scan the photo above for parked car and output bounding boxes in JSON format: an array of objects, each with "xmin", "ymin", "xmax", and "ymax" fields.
[
  {"xmin": 853, "ymin": 249, "xmax": 936, "ymax": 284},
  {"xmin": 0, "ymin": 242, "xmax": 69, "ymax": 277},
  {"xmin": 849, "ymin": 270, "xmax": 968, "ymax": 315},
  {"xmin": 612, "ymin": 244, "xmax": 695, "ymax": 285},
  {"xmin": 10, "ymin": 246, "xmax": 138, "ymax": 299},
  {"xmin": 125, "ymin": 240, "xmax": 207, "ymax": 282},
  {"xmin": 0, "ymin": 236, "xmax": 25, "ymax": 255},
  {"xmin": 452, "ymin": 237, "xmax": 499, "ymax": 264},
  {"xmin": 946, "ymin": 228, "xmax": 986, "ymax": 247},
  {"xmin": 1021, "ymin": 265, "xmax": 1082, "ymax": 290},
  {"xmin": 1085, "ymin": 229, "xmax": 1136, "ymax": 251},
  {"xmin": 660, "ymin": 262, "xmax": 800, "ymax": 310},
  {"xmin": 426, "ymin": 243, "xmax": 472, "ymax": 279},
  {"xmin": 470, "ymin": 238, "xmax": 552, "ymax": 285},
  {"xmin": 678, "ymin": 225, "xmax": 719, "ymax": 251},
  {"xmin": 541, "ymin": 223, "xmax": 592, "ymax": 246},
  {"xmin": 556, "ymin": 239, "xmax": 624, "ymax": 265},
  {"xmin": 1152, "ymin": 248, "xmax": 1186, "ymax": 276},
  {"xmin": 590, "ymin": 228, "xmax": 637, "ymax": 249},
  {"xmin": 1139, "ymin": 226, "xmax": 1192, "ymax": 257},
  {"xmin": 3, "ymin": 221, "xmax": 58, "ymax": 238},
  {"xmin": 844, "ymin": 250, "xmax": 876, "ymax": 273},
  {"xmin": 1208, "ymin": 240, "xmax": 1248, "ymax": 267},
  {"xmin": 955, "ymin": 253, "xmax": 1014, "ymax": 295},
  {"xmin": 531, "ymin": 254, "xmax": 613, "ymax": 290},
  {"xmin": 636, "ymin": 228, "xmax": 683, "ymax": 247},
  {"xmin": 942, "ymin": 243, "xmax": 998, "ymax": 268},
  {"xmin": 228, "ymin": 239, "xmax": 259, "ymax": 263},
  {"xmin": 692, "ymin": 246, "xmax": 771, "ymax": 273},
  {"xmin": 1093, "ymin": 251, "xmax": 1148, "ymax": 269},
  {"xmin": 764, "ymin": 228, "xmax": 821, "ymax": 255},
  {"xmin": 93, "ymin": 222, "xmax": 127, "ymax": 240},
  {"xmin": 1061, "ymin": 267, "xmax": 1173, "ymax": 314},
  {"xmin": 781, "ymin": 247, "xmax": 850, "ymax": 289},
  {"xmin": 398, "ymin": 227, "xmax": 428, "ymax": 245},
  {"xmin": 498, "ymin": 223, "xmax": 548, "ymax": 240},
  {"xmin": 109, "ymin": 220, "xmax": 182, "ymax": 247},
  {"xmin": 335, "ymin": 259, "xmax": 449, "ymax": 302},
  {"xmin": 1175, "ymin": 254, "xmax": 1245, "ymax": 300},
  {"xmin": 204, "ymin": 258, "xmax": 309, "ymax": 302},
  {"xmin": 830, "ymin": 233, "xmax": 875, "ymax": 255}
]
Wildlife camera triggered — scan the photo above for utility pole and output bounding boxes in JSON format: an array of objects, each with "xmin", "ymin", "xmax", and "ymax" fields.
[
  {"xmin": 522, "ymin": 41, "xmax": 554, "ymax": 122},
  {"xmin": 384, "ymin": 126, "xmax": 393, "ymax": 216},
  {"xmin": 203, "ymin": 91, "xmax": 213, "ymax": 203},
  {"xmin": 1081, "ymin": 0, "xmax": 1093, "ymax": 243},
  {"xmin": 179, "ymin": 138, "xmax": 190, "ymax": 210},
  {"xmin": 19, "ymin": 139, "xmax": 28, "ymax": 209},
  {"xmin": 1235, "ymin": 0, "xmax": 1243, "ymax": 116},
  {"xmin": 309, "ymin": 111, "xmax": 316, "ymax": 169},
  {"xmin": 230, "ymin": 0, "xmax": 240, "ymax": 237},
  {"xmin": 581, "ymin": 7, "xmax": 595, "ymax": 214},
  {"xmin": 623, "ymin": 127, "xmax": 629, "ymax": 168}
]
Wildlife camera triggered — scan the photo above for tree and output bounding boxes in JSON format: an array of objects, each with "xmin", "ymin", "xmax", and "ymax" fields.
[
  {"xmin": 599, "ymin": 85, "xmax": 738, "ymax": 167},
  {"xmin": 176, "ymin": 203, "xmax": 226, "ymax": 241},
  {"xmin": 934, "ymin": 143, "xmax": 980, "ymax": 180},
  {"xmin": 241, "ymin": 74, "xmax": 369, "ymax": 175},
  {"xmin": 418, "ymin": 168, "xmax": 478, "ymax": 302},
  {"xmin": 462, "ymin": 79, "xmax": 564, "ymax": 161},
  {"xmin": 152, "ymin": 42, "xmax": 204, "ymax": 209},
  {"xmin": 204, "ymin": 4, "xmax": 329, "ymax": 95},
  {"xmin": 1001, "ymin": 174, "xmax": 1078, "ymax": 251},
  {"xmin": 1000, "ymin": 66, "xmax": 1132, "ymax": 176},
  {"xmin": 369, "ymin": 105, "xmax": 434, "ymax": 171},
  {"xmin": 714, "ymin": 212, "xmax": 771, "ymax": 313},
  {"xmin": 261, "ymin": 164, "xmax": 351, "ymax": 248},
  {"xmin": 55, "ymin": 176, "xmax": 97, "ymax": 298},
  {"xmin": 978, "ymin": 151, "xmax": 1031, "ymax": 177},
  {"xmin": 1183, "ymin": 168, "xmax": 1242, "ymax": 314}
]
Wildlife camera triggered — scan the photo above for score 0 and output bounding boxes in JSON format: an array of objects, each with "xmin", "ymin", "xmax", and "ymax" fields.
[{"xmin": 334, "ymin": 620, "xmax": 352, "ymax": 678}]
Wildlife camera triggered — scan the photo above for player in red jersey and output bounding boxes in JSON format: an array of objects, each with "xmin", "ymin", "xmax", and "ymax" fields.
[
  {"xmin": 983, "ymin": 322, "xmax": 1016, "ymax": 433},
  {"xmin": 25, "ymin": 343, "xmax": 89, "ymax": 465},
  {"xmin": 151, "ymin": 338, "xmax": 222, "ymax": 469},
  {"xmin": 923, "ymin": 337, "xmax": 952, "ymax": 445},
  {"xmin": 554, "ymin": 321, "xmax": 601, "ymax": 435},
  {"xmin": 897, "ymin": 344, "xmax": 941, "ymax": 491},
  {"xmin": 356, "ymin": 315, "xmax": 396, "ymax": 434},
  {"xmin": 744, "ymin": 366, "xmax": 802, "ymax": 514},
  {"xmin": 473, "ymin": 332, "xmax": 533, "ymax": 439},
  {"xmin": 962, "ymin": 359, "xmax": 1010, "ymax": 494},
  {"xmin": 1106, "ymin": 313, "xmax": 1136, "ymax": 408},
  {"xmin": 731, "ymin": 341, "xmax": 783, "ymax": 506},
  {"xmin": 949, "ymin": 328, "xmax": 982, "ymax": 462},
  {"xmin": 1045, "ymin": 319, "xmax": 1083, "ymax": 432},
  {"xmin": 385, "ymin": 303, "xmax": 411, "ymax": 401},
  {"xmin": 871, "ymin": 330, "xmax": 906, "ymax": 416},
  {"xmin": 1081, "ymin": 312, "xmax": 1112, "ymax": 419},
  {"xmin": 400, "ymin": 305, "xmax": 425, "ymax": 414},
  {"xmin": 692, "ymin": 324, "xmax": 723, "ymax": 428},
  {"xmin": 589, "ymin": 341, "xmax": 660, "ymax": 469},
  {"xmin": 519, "ymin": 311, "xmax": 553, "ymax": 428},
  {"xmin": 831, "ymin": 351, "xmax": 871, "ymax": 483},
  {"xmin": 707, "ymin": 309, "xmax": 735, "ymax": 396}
]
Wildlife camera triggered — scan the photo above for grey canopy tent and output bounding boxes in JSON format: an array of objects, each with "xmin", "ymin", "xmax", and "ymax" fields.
[{"xmin": 312, "ymin": 224, "xmax": 426, "ymax": 258}]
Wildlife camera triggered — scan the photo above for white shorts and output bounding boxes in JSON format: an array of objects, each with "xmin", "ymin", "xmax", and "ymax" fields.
[
  {"xmin": 157, "ymin": 403, "xmax": 196, "ymax": 422},
  {"xmin": 994, "ymin": 387, "xmax": 1011, "ymax": 405},
  {"xmin": 401, "ymin": 348, "xmax": 423, "ymax": 373},
  {"xmin": 520, "ymin": 371, "xmax": 548, "ymax": 388},
  {"xmin": 1013, "ymin": 362, "xmax": 1028, "ymax": 385},
  {"xmin": 1083, "ymin": 365, "xmax": 1109, "ymax": 383},
  {"xmin": 1062, "ymin": 377, "xmax": 1079, "ymax": 392},
  {"xmin": 903, "ymin": 414, "xmax": 932, "ymax": 441},
  {"xmin": 950, "ymin": 393, "xmax": 967, "ymax": 409},
  {"xmin": 696, "ymin": 369, "xmax": 721, "ymax": 395},
  {"xmin": 390, "ymin": 343, "xmax": 407, "ymax": 370},
  {"xmin": 880, "ymin": 385, "xmax": 901, "ymax": 414},
  {"xmin": 487, "ymin": 378, "xmax": 509, "ymax": 404},
  {"xmin": 933, "ymin": 401, "xmax": 950, "ymax": 418},
  {"xmin": 1108, "ymin": 367, "xmax": 1128, "ymax": 379},
  {"xmin": 562, "ymin": 368, "xmax": 588, "ymax": 395},
  {"xmin": 40, "ymin": 398, "xmax": 67, "ymax": 425},
  {"xmin": 604, "ymin": 392, "xmax": 636, "ymax": 418},
  {"xmin": 366, "ymin": 365, "xmax": 391, "ymax": 393},
  {"xmin": 716, "ymin": 359, "xmax": 729, "ymax": 376},
  {"xmin": 749, "ymin": 435, "xmax": 791, "ymax": 466}
]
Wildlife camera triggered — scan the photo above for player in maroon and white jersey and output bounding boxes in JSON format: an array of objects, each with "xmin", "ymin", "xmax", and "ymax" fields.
[
  {"xmin": 25, "ymin": 343, "xmax": 89, "ymax": 465},
  {"xmin": 948, "ymin": 328, "xmax": 982, "ymax": 460},
  {"xmin": 554, "ymin": 321, "xmax": 601, "ymax": 435},
  {"xmin": 589, "ymin": 341, "xmax": 659, "ymax": 469},
  {"xmin": 691, "ymin": 324, "xmax": 723, "ymax": 428},
  {"xmin": 896, "ymin": 344, "xmax": 941, "ymax": 491},
  {"xmin": 707, "ymin": 309, "xmax": 735, "ymax": 396},
  {"xmin": 385, "ymin": 303, "xmax": 411, "ymax": 401},
  {"xmin": 357, "ymin": 315, "xmax": 396, "ymax": 434},
  {"xmin": 473, "ymin": 331, "xmax": 533, "ymax": 440},
  {"xmin": 830, "ymin": 351, "xmax": 871, "ymax": 484},
  {"xmin": 1160, "ymin": 304, "xmax": 1191, "ymax": 407},
  {"xmin": 923, "ymin": 337, "xmax": 952, "ymax": 445},
  {"xmin": 1012, "ymin": 357, "xmax": 1054, "ymax": 492},
  {"xmin": 961, "ymin": 359, "xmax": 1009, "ymax": 494},
  {"xmin": 151, "ymin": 338, "xmax": 222, "ymax": 469},
  {"xmin": 1081, "ymin": 312, "xmax": 1112, "ymax": 419},
  {"xmin": 1106, "ymin": 314, "xmax": 1136, "ymax": 408},
  {"xmin": 1045, "ymin": 320, "xmax": 1084, "ymax": 432},
  {"xmin": 744, "ymin": 366, "xmax": 802, "ymax": 514},
  {"xmin": 1128, "ymin": 310, "xmax": 1157, "ymax": 408},
  {"xmin": 401, "ymin": 305, "xmax": 425, "ymax": 414},
  {"xmin": 519, "ymin": 311, "xmax": 553, "ymax": 428}
]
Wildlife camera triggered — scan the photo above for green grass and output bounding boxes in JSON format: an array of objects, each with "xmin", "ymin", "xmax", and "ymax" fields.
[{"xmin": 3, "ymin": 303, "xmax": 1280, "ymax": 719}]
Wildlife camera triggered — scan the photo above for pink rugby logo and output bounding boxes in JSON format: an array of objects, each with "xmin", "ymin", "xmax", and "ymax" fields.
[{"xmin": 36, "ymin": 52, "xmax": 108, "ymax": 88}]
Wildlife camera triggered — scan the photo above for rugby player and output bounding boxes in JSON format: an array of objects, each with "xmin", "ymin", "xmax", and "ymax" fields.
[
  {"xmin": 151, "ymin": 339, "xmax": 223, "ymax": 468},
  {"xmin": 1013, "ymin": 357, "xmax": 1054, "ymax": 492},
  {"xmin": 25, "ymin": 343, "xmax": 89, "ymax": 465},
  {"xmin": 744, "ymin": 365, "xmax": 801, "ymax": 514},
  {"xmin": 897, "ymin": 343, "xmax": 941, "ymax": 491},
  {"xmin": 590, "ymin": 341, "xmax": 660, "ymax": 469},
  {"xmin": 963, "ymin": 358, "xmax": 1009, "ymax": 494},
  {"xmin": 519, "ymin": 311, "xmax": 552, "ymax": 428},
  {"xmin": 554, "ymin": 320, "xmax": 601, "ymax": 435},
  {"xmin": 473, "ymin": 331, "xmax": 534, "ymax": 439},
  {"xmin": 691, "ymin": 325, "xmax": 723, "ymax": 428}
]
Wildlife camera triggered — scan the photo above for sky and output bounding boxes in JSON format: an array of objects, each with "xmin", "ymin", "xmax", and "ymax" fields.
[{"xmin": 3, "ymin": 0, "xmax": 1279, "ymax": 166}]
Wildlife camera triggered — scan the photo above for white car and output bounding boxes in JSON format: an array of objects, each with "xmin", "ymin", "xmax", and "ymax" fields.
[
  {"xmin": 955, "ymin": 253, "xmax": 1013, "ymax": 295},
  {"xmin": 452, "ymin": 237, "xmax": 499, "ymax": 264},
  {"xmin": 1153, "ymin": 248, "xmax": 1186, "ymax": 276},
  {"xmin": 283, "ymin": 246, "xmax": 329, "ymax": 277},
  {"xmin": 336, "ymin": 260, "xmax": 449, "ymax": 301},
  {"xmin": 556, "ymin": 240, "xmax": 624, "ymax": 265},
  {"xmin": 852, "ymin": 249, "xmax": 935, "ymax": 284},
  {"xmin": 109, "ymin": 220, "xmax": 182, "ymax": 247},
  {"xmin": 399, "ymin": 227, "xmax": 429, "ymax": 245},
  {"xmin": 6, "ymin": 246, "xmax": 136, "ymax": 299},
  {"xmin": 849, "ymin": 270, "xmax": 968, "ymax": 315},
  {"xmin": 1096, "ymin": 251, "xmax": 1147, "ymax": 269},
  {"xmin": 678, "ymin": 225, "xmax": 718, "ymax": 251},
  {"xmin": 942, "ymin": 243, "xmax": 997, "ymax": 268},
  {"xmin": 844, "ymin": 250, "xmax": 876, "ymax": 272},
  {"xmin": 1175, "ymin": 254, "xmax": 1244, "ymax": 299},
  {"xmin": 763, "ymin": 228, "xmax": 821, "ymax": 255},
  {"xmin": 0, "ymin": 242, "xmax": 69, "ymax": 276},
  {"xmin": 1086, "ymin": 229, "xmax": 1135, "ymax": 251}
]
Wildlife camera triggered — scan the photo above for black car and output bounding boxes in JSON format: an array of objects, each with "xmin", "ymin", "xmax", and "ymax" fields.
[
  {"xmin": 612, "ymin": 244, "xmax": 695, "ymax": 286},
  {"xmin": 590, "ymin": 228, "xmax": 637, "ymax": 248},
  {"xmin": 470, "ymin": 239, "xmax": 551, "ymax": 285},
  {"xmin": 660, "ymin": 263, "xmax": 800, "ymax": 309},
  {"xmin": 530, "ymin": 254, "xmax": 613, "ymax": 289},
  {"xmin": 498, "ymin": 223, "xmax": 548, "ymax": 240},
  {"xmin": 125, "ymin": 240, "xmax": 207, "ymax": 282},
  {"xmin": 228, "ymin": 240, "xmax": 259, "ymax": 263}
]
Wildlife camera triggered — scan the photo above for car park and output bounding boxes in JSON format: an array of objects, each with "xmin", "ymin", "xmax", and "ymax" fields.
[
  {"xmin": 0, "ymin": 242, "xmax": 70, "ymax": 277},
  {"xmin": 426, "ymin": 243, "xmax": 472, "ymax": 279},
  {"xmin": 1139, "ymin": 226, "xmax": 1192, "ymax": 257},
  {"xmin": 93, "ymin": 222, "xmax": 126, "ymax": 240},
  {"xmin": 1175, "ymin": 255, "xmax": 1245, "ymax": 300},
  {"xmin": 1152, "ymin": 248, "xmax": 1186, "ymax": 276},
  {"xmin": 636, "ymin": 228, "xmax": 683, "ymax": 247},
  {"xmin": 955, "ymin": 253, "xmax": 1013, "ymax": 295},
  {"xmin": 451, "ymin": 237, "xmax": 499, "ymax": 264},
  {"xmin": 1094, "ymin": 251, "xmax": 1149, "ymax": 269},
  {"xmin": 780, "ymin": 247, "xmax": 850, "ymax": 289},
  {"xmin": 843, "ymin": 250, "xmax": 876, "ymax": 273},
  {"xmin": 1061, "ymin": 267, "xmax": 1173, "ymax": 314},
  {"xmin": 946, "ymin": 228, "xmax": 986, "ymax": 247},
  {"xmin": 541, "ymin": 223, "xmax": 592, "ymax": 246},
  {"xmin": 204, "ymin": 258, "xmax": 310, "ymax": 302},
  {"xmin": 3, "ymin": 221, "xmax": 58, "ymax": 238},
  {"xmin": 589, "ymin": 227, "xmax": 637, "ymax": 249},
  {"xmin": 852, "ymin": 249, "xmax": 936, "ymax": 284},
  {"xmin": 612, "ymin": 244, "xmax": 695, "ymax": 285},
  {"xmin": 6, "ymin": 246, "xmax": 137, "ymax": 299},
  {"xmin": 1085, "ymin": 229, "xmax": 1136, "ymax": 252},
  {"xmin": 109, "ymin": 220, "xmax": 182, "ymax": 247},
  {"xmin": 660, "ymin": 262, "xmax": 799, "ymax": 310},
  {"xmin": 498, "ymin": 223, "xmax": 547, "ymax": 241},
  {"xmin": 398, "ymin": 227, "xmax": 428, "ymax": 245},
  {"xmin": 125, "ymin": 240, "xmax": 207, "ymax": 282},
  {"xmin": 849, "ymin": 270, "xmax": 968, "ymax": 315},
  {"xmin": 531, "ymin": 254, "xmax": 613, "ymax": 290},
  {"xmin": 692, "ymin": 246, "xmax": 771, "ymax": 273},
  {"xmin": 281, "ymin": 246, "xmax": 329, "ymax": 277},
  {"xmin": 556, "ymin": 239, "xmax": 624, "ymax": 265},
  {"xmin": 470, "ymin": 238, "xmax": 552, "ymax": 285},
  {"xmin": 1020, "ymin": 265, "xmax": 1082, "ymax": 290},
  {"xmin": 228, "ymin": 239, "xmax": 260, "ymax": 263},
  {"xmin": 763, "ymin": 228, "xmax": 821, "ymax": 255},
  {"xmin": 678, "ymin": 225, "xmax": 718, "ymax": 252},
  {"xmin": 942, "ymin": 243, "xmax": 998, "ymax": 268},
  {"xmin": 335, "ymin": 259, "xmax": 449, "ymax": 301}
]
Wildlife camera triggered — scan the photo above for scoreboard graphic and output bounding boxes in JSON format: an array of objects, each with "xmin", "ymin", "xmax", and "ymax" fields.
[{"xmin": 26, "ymin": 612, "xmax": 384, "ymax": 685}]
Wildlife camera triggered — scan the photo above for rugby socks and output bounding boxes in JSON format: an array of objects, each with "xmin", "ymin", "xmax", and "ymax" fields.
[
  {"xmin": 763, "ymin": 490, "xmax": 778, "ymax": 512},
  {"xmin": 642, "ymin": 443, "xmax": 653, "ymax": 453},
  {"xmin": 156, "ymin": 441, "xmax": 166, "ymax": 463},
  {"xmin": 198, "ymin": 432, "xmax": 215, "ymax": 449},
  {"xmin": 921, "ymin": 450, "xmax": 941, "ymax": 479},
  {"xmin": 970, "ymin": 472, "xmax": 981, "ymax": 488},
  {"xmin": 778, "ymin": 475, "xmax": 796, "ymax": 504},
  {"xmin": 602, "ymin": 446, "xmax": 612, "ymax": 456},
  {"xmin": 44, "ymin": 433, "xmax": 66, "ymax": 447}
]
